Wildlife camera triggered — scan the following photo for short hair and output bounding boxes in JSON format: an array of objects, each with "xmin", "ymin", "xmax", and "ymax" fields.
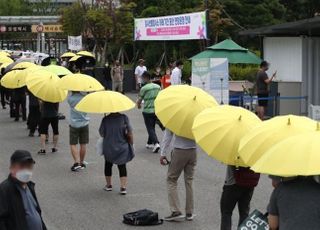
[
  {"xmin": 176, "ymin": 60, "xmax": 183, "ymax": 67},
  {"xmin": 142, "ymin": 71, "xmax": 151, "ymax": 80},
  {"xmin": 138, "ymin": 59, "xmax": 145, "ymax": 64},
  {"xmin": 260, "ymin": 61, "xmax": 269, "ymax": 68}
]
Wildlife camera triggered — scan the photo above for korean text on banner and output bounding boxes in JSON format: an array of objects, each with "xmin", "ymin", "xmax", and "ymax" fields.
[
  {"xmin": 68, "ymin": 36, "xmax": 82, "ymax": 51},
  {"xmin": 134, "ymin": 11, "xmax": 207, "ymax": 41}
]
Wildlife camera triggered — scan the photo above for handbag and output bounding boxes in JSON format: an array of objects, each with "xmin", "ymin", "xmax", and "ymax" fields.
[
  {"xmin": 238, "ymin": 210, "xmax": 269, "ymax": 230},
  {"xmin": 96, "ymin": 137, "xmax": 104, "ymax": 156}
]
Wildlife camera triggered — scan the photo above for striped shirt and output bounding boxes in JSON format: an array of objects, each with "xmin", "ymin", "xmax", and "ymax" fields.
[{"xmin": 139, "ymin": 83, "xmax": 161, "ymax": 113}]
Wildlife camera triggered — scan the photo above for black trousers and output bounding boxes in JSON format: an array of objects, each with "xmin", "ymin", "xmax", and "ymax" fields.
[
  {"xmin": 0, "ymin": 86, "xmax": 8, "ymax": 108},
  {"xmin": 104, "ymin": 161, "xmax": 127, "ymax": 177},
  {"xmin": 142, "ymin": 112, "xmax": 159, "ymax": 145},
  {"xmin": 28, "ymin": 105, "xmax": 41, "ymax": 133},
  {"xmin": 220, "ymin": 184, "xmax": 254, "ymax": 230},
  {"xmin": 14, "ymin": 96, "xmax": 26, "ymax": 121}
]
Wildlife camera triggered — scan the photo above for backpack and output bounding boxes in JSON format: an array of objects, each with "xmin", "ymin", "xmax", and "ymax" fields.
[
  {"xmin": 123, "ymin": 209, "xmax": 163, "ymax": 226},
  {"xmin": 234, "ymin": 167, "xmax": 260, "ymax": 188}
]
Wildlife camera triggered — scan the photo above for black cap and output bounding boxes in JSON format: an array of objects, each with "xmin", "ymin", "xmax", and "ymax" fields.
[{"xmin": 10, "ymin": 150, "xmax": 35, "ymax": 164}]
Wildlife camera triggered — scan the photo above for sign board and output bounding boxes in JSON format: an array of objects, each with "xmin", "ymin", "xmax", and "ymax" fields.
[
  {"xmin": 309, "ymin": 104, "xmax": 320, "ymax": 121},
  {"xmin": 31, "ymin": 24, "xmax": 63, "ymax": 33},
  {"xmin": 134, "ymin": 11, "xmax": 207, "ymax": 41},
  {"xmin": 68, "ymin": 35, "xmax": 82, "ymax": 51},
  {"xmin": 192, "ymin": 58, "xmax": 229, "ymax": 104},
  {"xmin": 238, "ymin": 210, "xmax": 269, "ymax": 230},
  {"xmin": 0, "ymin": 25, "xmax": 31, "ymax": 33}
]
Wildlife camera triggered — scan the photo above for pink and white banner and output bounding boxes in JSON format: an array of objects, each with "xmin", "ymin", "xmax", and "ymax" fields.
[{"xmin": 134, "ymin": 11, "xmax": 207, "ymax": 41}]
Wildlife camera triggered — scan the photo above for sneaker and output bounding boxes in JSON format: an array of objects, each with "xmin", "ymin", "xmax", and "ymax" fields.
[
  {"xmin": 146, "ymin": 144, "xmax": 154, "ymax": 149},
  {"xmin": 51, "ymin": 148, "xmax": 58, "ymax": 153},
  {"xmin": 71, "ymin": 163, "xmax": 82, "ymax": 172},
  {"xmin": 103, "ymin": 185, "xmax": 113, "ymax": 191},
  {"xmin": 164, "ymin": 212, "xmax": 185, "ymax": 221},
  {"xmin": 120, "ymin": 187, "xmax": 127, "ymax": 195},
  {"xmin": 80, "ymin": 163, "xmax": 86, "ymax": 169},
  {"xmin": 186, "ymin": 213, "xmax": 196, "ymax": 221},
  {"xmin": 152, "ymin": 143, "xmax": 161, "ymax": 153},
  {"xmin": 38, "ymin": 149, "xmax": 46, "ymax": 155}
]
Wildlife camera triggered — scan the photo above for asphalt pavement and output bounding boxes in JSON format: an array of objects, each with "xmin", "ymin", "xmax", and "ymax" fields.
[{"xmin": 0, "ymin": 93, "xmax": 273, "ymax": 230}]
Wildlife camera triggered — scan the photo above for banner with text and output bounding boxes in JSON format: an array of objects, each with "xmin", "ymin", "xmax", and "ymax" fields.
[
  {"xmin": 192, "ymin": 58, "xmax": 229, "ymax": 104},
  {"xmin": 68, "ymin": 36, "xmax": 82, "ymax": 51},
  {"xmin": 134, "ymin": 11, "xmax": 207, "ymax": 41}
]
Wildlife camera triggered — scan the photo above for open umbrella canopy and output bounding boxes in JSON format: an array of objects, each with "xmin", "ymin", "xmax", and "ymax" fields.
[
  {"xmin": 0, "ymin": 56, "xmax": 13, "ymax": 64},
  {"xmin": 155, "ymin": 85, "xmax": 218, "ymax": 139},
  {"xmin": 0, "ymin": 70, "xmax": 25, "ymax": 89},
  {"xmin": 251, "ymin": 127, "xmax": 320, "ymax": 177},
  {"xmin": 238, "ymin": 115, "xmax": 317, "ymax": 166},
  {"xmin": 12, "ymin": 62, "xmax": 37, "ymax": 70},
  {"xmin": 44, "ymin": 65, "xmax": 72, "ymax": 77},
  {"xmin": 61, "ymin": 52, "xmax": 76, "ymax": 58},
  {"xmin": 69, "ymin": 55, "xmax": 81, "ymax": 62},
  {"xmin": 190, "ymin": 39, "xmax": 261, "ymax": 64},
  {"xmin": 0, "ymin": 51, "xmax": 10, "ymax": 57},
  {"xmin": 75, "ymin": 91, "xmax": 135, "ymax": 113},
  {"xmin": 26, "ymin": 70, "xmax": 67, "ymax": 103},
  {"xmin": 0, "ymin": 62, "xmax": 12, "ymax": 71},
  {"xmin": 77, "ymin": 51, "xmax": 95, "ymax": 58},
  {"xmin": 192, "ymin": 105, "xmax": 261, "ymax": 166},
  {"xmin": 58, "ymin": 73, "xmax": 104, "ymax": 92}
]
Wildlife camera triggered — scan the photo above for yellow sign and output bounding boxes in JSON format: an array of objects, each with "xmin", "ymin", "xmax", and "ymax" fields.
[{"xmin": 31, "ymin": 24, "xmax": 63, "ymax": 33}]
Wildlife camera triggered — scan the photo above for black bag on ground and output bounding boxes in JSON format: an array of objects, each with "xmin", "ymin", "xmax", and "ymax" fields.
[{"xmin": 123, "ymin": 209, "xmax": 163, "ymax": 226}]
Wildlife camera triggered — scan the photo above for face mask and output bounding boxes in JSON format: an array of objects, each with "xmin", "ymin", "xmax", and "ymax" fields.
[{"xmin": 16, "ymin": 169, "xmax": 33, "ymax": 183}]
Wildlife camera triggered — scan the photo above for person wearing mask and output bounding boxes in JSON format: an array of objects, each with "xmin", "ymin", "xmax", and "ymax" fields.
[
  {"xmin": 220, "ymin": 166, "xmax": 260, "ymax": 230},
  {"xmin": 68, "ymin": 91, "xmax": 90, "ymax": 172},
  {"xmin": 134, "ymin": 59, "xmax": 147, "ymax": 89},
  {"xmin": 256, "ymin": 61, "xmax": 276, "ymax": 120},
  {"xmin": 38, "ymin": 102, "xmax": 59, "ymax": 155},
  {"xmin": 27, "ymin": 92, "xmax": 41, "ymax": 137},
  {"xmin": 160, "ymin": 129, "xmax": 197, "ymax": 221},
  {"xmin": 12, "ymin": 86, "xmax": 27, "ymax": 122},
  {"xmin": 111, "ymin": 60, "xmax": 124, "ymax": 93},
  {"xmin": 152, "ymin": 66, "xmax": 162, "ymax": 86},
  {"xmin": 170, "ymin": 60, "xmax": 184, "ymax": 85},
  {"xmin": 161, "ymin": 67, "xmax": 172, "ymax": 89},
  {"xmin": 268, "ymin": 176, "xmax": 320, "ymax": 230},
  {"xmin": 0, "ymin": 150, "xmax": 47, "ymax": 230},
  {"xmin": 99, "ymin": 113, "xmax": 134, "ymax": 195},
  {"xmin": 137, "ymin": 71, "xmax": 161, "ymax": 153}
]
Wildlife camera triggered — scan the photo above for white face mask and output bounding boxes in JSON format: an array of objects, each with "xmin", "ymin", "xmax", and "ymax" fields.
[{"xmin": 16, "ymin": 169, "xmax": 33, "ymax": 183}]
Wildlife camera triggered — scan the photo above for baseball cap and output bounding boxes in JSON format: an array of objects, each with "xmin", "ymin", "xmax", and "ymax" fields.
[{"xmin": 10, "ymin": 150, "xmax": 35, "ymax": 164}]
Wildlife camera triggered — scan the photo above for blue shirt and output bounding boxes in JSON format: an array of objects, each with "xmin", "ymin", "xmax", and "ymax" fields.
[
  {"xmin": 68, "ymin": 93, "xmax": 90, "ymax": 128},
  {"xmin": 16, "ymin": 185, "xmax": 43, "ymax": 230}
]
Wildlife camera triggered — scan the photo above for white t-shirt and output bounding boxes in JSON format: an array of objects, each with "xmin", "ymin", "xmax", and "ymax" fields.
[
  {"xmin": 134, "ymin": 65, "xmax": 147, "ymax": 84},
  {"xmin": 170, "ymin": 67, "xmax": 182, "ymax": 85}
]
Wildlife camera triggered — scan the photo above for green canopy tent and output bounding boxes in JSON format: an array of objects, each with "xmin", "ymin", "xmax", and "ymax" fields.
[{"xmin": 190, "ymin": 39, "xmax": 261, "ymax": 64}]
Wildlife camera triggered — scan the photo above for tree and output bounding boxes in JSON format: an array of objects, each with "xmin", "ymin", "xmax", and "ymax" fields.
[
  {"xmin": 280, "ymin": 0, "xmax": 320, "ymax": 21},
  {"xmin": 0, "ymin": 0, "xmax": 31, "ymax": 15},
  {"xmin": 60, "ymin": 2, "xmax": 86, "ymax": 36}
]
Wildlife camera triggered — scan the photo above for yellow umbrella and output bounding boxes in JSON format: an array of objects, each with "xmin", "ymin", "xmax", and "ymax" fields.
[
  {"xmin": 192, "ymin": 105, "xmax": 261, "ymax": 166},
  {"xmin": 239, "ymin": 115, "xmax": 316, "ymax": 166},
  {"xmin": 69, "ymin": 55, "xmax": 81, "ymax": 62},
  {"xmin": 0, "ymin": 70, "xmax": 24, "ymax": 89},
  {"xmin": 0, "ymin": 62, "xmax": 13, "ymax": 70},
  {"xmin": 77, "ymin": 51, "xmax": 94, "ymax": 58},
  {"xmin": 251, "ymin": 127, "xmax": 320, "ymax": 176},
  {"xmin": 58, "ymin": 73, "xmax": 104, "ymax": 92},
  {"xmin": 0, "ymin": 51, "xmax": 10, "ymax": 57},
  {"xmin": 26, "ymin": 70, "xmax": 67, "ymax": 103},
  {"xmin": 75, "ymin": 91, "xmax": 135, "ymax": 113},
  {"xmin": 155, "ymin": 85, "xmax": 218, "ymax": 139},
  {"xmin": 0, "ymin": 56, "xmax": 13, "ymax": 64},
  {"xmin": 12, "ymin": 62, "xmax": 37, "ymax": 70},
  {"xmin": 61, "ymin": 52, "xmax": 76, "ymax": 58}
]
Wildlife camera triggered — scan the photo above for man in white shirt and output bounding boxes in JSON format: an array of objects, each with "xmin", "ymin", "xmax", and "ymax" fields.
[
  {"xmin": 170, "ymin": 60, "xmax": 184, "ymax": 85},
  {"xmin": 134, "ymin": 59, "xmax": 147, "ymax": 89}
]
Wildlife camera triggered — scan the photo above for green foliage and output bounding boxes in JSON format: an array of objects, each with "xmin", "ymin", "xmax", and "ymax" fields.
[
  {"xmin": 229, "ymin": 65, "xmax": 259, "ymax": 82},
  {"xmin": 0, "ymin": 0, "xmax": 31, "ymax": 15},
  {"xmin": 182, "ymin": 60, "xmax": 192, "ymax": 79},
  {"xmin": 60, "ymin": 2, "xmax": 86, "ymax": 36}
]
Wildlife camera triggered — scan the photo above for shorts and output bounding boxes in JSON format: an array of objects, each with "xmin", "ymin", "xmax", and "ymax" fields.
[
  {"xmin": 69, "ymin": 125, "xmax": 89, "ymax": 145},
  {"xmin": 257, "ymin": 93, "xmax": 269, "ymax": 107},
  {"xmin": 39, "ymin": 117, "xmax": 59, "ymax": 135}
]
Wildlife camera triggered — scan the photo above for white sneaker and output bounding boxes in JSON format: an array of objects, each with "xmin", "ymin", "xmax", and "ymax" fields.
[
  {"xmin": 146, "ymin": 144, "xmax": 154, "ymax": 149},
  {"xmin": 153, "ymin": 143, "xmax": 161, "ymax": 153}
]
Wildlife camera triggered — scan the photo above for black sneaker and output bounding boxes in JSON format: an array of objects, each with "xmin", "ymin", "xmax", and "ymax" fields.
[
  {"xmin": 164, "ymin": 212, "xmax": 185, "ymax": 221},
  {"xmin": 38, "ymin": 149, "xmax": 46, "ymax": 155},
  {"xmin": 71, "ymin": 163, "xmax": 82, "ymax": 172},
  {"xmin": 120, "ymin": 187, "xmax": 127, "ymax": 195},
  {"xmin": 186, "ymin": 213, "xmax": 196, "ymax": 221},
  {"xmin": 51, "ymin": 148, "xmax": 58, "ymax": 153}
]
